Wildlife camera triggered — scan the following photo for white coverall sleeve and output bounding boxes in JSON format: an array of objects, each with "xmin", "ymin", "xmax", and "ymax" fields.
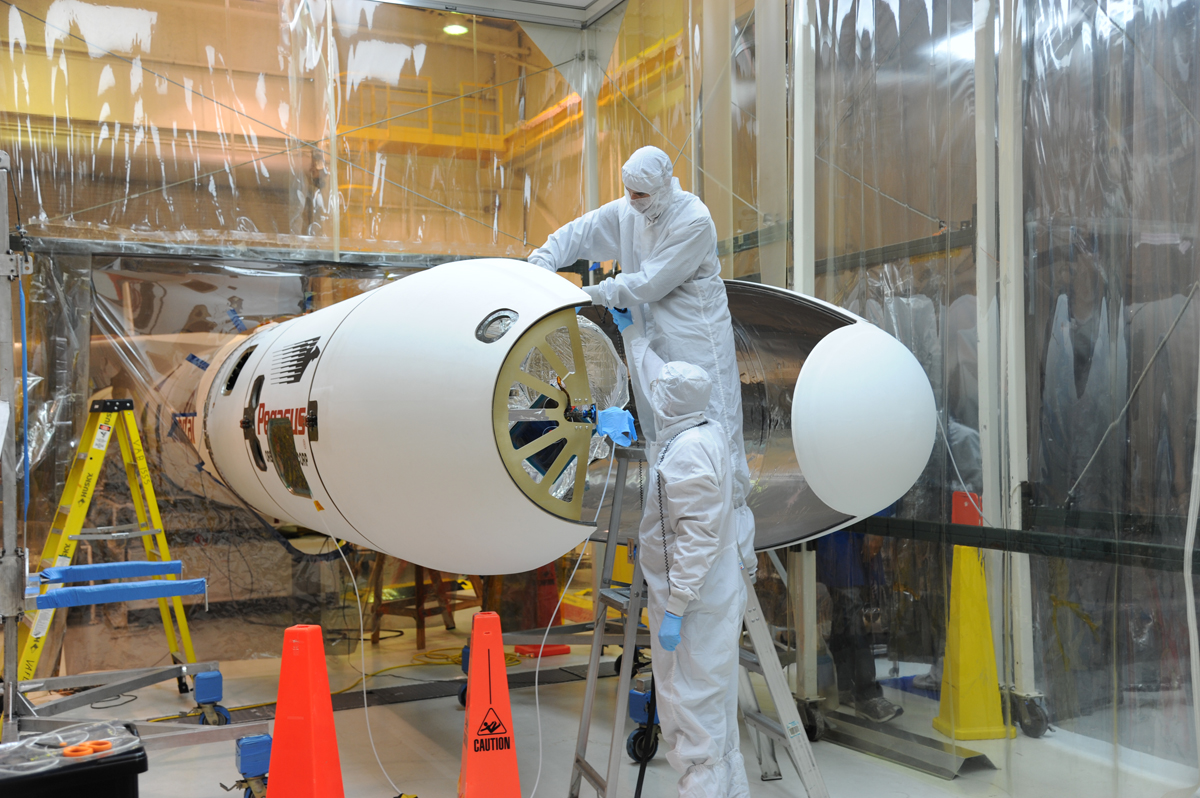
[
  {"xmin": 660, "ymin": 454, "xmax": 725, "ymax": 617},
  {"xmin": 526, "ymin": 200, "xmax": 624, "ymax": 272},
  {"xmin": 625, "ymin": 332, "xmax": 666, "ymax": 391},
  {"xmin": 590, "ymin": 217, "xmax": 715, "ymax": 308}
]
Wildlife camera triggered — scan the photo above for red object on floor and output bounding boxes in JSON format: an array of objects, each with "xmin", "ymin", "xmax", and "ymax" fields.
[
  {"xmin": 459, "ymin": 612, "xmax": 521, "ymax": 798},
  {"xmin": 952, "ymin": 491, "xmax": 984, "ymax": 526},
  {"xmin": 267, "ymin": 625, "xmax": 345, "ymax": 798},
  {"xmin": 514, "ymin": 643, "xmax": 571, "ymax": 658}
]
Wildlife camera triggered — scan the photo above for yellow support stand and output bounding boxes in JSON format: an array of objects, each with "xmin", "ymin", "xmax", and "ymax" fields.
[
  {"xmin": 932, "ymin": 545, "xmax": 1016, "ymax": 741},
  {"xmin": 16, "ymin": 399, "xmax": 196, "ymax": 681}
]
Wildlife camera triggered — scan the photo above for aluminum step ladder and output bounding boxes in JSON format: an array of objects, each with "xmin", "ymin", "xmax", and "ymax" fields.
[{"xmin": 567, "ymin": 448, "xmax": 829, "ymax": 798}]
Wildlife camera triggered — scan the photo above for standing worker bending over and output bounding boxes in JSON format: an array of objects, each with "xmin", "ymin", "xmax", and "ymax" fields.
[
  {"xmin": 526, "ymin": 145, "xmax": 756, "ymax": 570},
  {"xmin": 619, "ymin": 316, "xmax": 750, "ymax": 798}
]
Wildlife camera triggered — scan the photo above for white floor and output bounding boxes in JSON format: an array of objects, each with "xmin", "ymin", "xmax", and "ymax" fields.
[{"xmin": 27, "ymin": 611, "xmax": 1200, "ymax": 798}]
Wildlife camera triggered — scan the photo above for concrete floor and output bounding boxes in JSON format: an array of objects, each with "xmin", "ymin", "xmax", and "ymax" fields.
[{"xmin": 26, "ymin": 607, "xmax": 1200, "ymax": 798}]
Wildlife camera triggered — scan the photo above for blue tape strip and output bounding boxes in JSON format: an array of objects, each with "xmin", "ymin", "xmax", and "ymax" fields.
[
  {"xmin": 186, "ymin": 353, "xmax": 210, "ymax": 370},
  {"xmin": 36, "ymin": 578, "xmax": 206, "ymax": 609},
  {"xmin": 227, "ymin": 308, "xmax": 247, "ymax": 332},
  {"xmin": 41, "ymin": 560, "xmax": 183, "ymax": 583}
]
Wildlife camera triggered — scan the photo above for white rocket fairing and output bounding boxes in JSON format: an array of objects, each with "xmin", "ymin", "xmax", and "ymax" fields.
[{"xmin": 148, "ymin": 259, "xmax": 934, "ymax": 575}]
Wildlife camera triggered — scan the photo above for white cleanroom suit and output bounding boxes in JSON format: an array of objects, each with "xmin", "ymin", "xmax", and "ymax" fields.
[
  {"xmin": 526, "ymin": 146, "xmax": 756, "ymax": 569},
  {"xmin": 626, "ymin": 332, "xmax": 750, "ymax": 798}
]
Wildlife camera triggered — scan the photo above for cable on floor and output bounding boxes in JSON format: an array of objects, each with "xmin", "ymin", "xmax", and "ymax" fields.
[
  {"xmin": 142, "ymin": 645, "xmax": 489, "ymax": 723},
  {"xmin": 412, "ymin": 647, "xmax": 521, "ymax": 668},
  {"xmin": 334, "ymin": 540, "xmax": 404, "ymax": 797},
  {"xmin": 90, "ymin": 694, "xmax": 138, "ymax": 709}
]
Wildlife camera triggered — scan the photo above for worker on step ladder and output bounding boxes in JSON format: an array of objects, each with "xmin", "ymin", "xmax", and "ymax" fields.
[
  {"xmin": 617, "ymin": 310, "xmax": 751, "ymax": 798},
  {"xmin": 18, "ymin": 399, "xmax": 199, "ymax": 681}
]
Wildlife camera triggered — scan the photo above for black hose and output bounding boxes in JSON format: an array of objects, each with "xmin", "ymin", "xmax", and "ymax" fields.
[{"xmin": 632, "ymin": 676, "xmax": 659, "ymax": 798}]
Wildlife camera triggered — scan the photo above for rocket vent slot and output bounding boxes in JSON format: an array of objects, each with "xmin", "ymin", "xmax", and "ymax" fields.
[{"xmin": 223, "ymin": 347, "xmax": 256, "ymax": 395}]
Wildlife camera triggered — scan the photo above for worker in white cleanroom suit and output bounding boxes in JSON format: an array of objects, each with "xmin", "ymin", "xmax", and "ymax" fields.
[
  {"xmin": 619, "ymin": 316, "xmax": 750, "ymax": 798},
  {"xmin": 526, "ymin": 145, "xmax": 755, "ymax": 572}
]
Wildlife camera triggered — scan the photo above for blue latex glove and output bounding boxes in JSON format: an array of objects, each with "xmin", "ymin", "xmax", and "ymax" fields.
[
  {"xmin": 596, "ymin": 407, "xmax": 637, "ymax": 447},
  {"xmin": 610, "ymin": 307, "xmax": 633, "ymax": 333},
  {"xmin": 659, "ymin": 612, "xmax": 682, "ymax": 652}
]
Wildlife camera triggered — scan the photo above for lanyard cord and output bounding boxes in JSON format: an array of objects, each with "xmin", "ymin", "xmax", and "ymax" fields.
[{"xmin": 655, "ymin": 421, "xmax": 707, "ymax": 602}]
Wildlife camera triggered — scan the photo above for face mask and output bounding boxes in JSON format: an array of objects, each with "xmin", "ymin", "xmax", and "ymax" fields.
[{"xmin": 629, "ymin": 194, "xmax": 654, "ymax": 215}]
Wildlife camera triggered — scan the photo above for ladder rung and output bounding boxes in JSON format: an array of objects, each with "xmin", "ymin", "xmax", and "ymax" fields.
[
  {"xmin": 738, "ymin": 643, "xmax": 795, "ymax": 673},
  {"xmin": 739, "ymin": 647, "xmax": 762, "ymax": 674},
  {"xmin": 598, "ymin": 589, "xmax": 631, "ymax": 611},
  {"xmin": 70, "ymin": 525, "xmax": 161, "ymax": 541},
  {"xmin": 574, "ymin": 755, "xmax": 606, "ymax": 793},
  {"xmin": 91, "ymin": 524, "xmax": 146, "ymax": 533},
  {"xmin": 743, "ymin": 708, "xmax": 788, "ymax": 741}
]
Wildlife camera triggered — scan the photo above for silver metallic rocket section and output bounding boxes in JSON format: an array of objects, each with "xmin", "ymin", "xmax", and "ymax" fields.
[
  {"xmin": 727, "ymin": 282, "xmax": 858, "ymax": 549},
  {"xmin": 582, "ymin": 281, "xmax": 892, "ymax": 551}
]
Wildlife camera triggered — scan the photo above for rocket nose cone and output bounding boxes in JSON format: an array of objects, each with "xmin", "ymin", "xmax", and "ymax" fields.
[{"xmin": 791, "ymin": 322, "xmax": 936, "ymax": 518}]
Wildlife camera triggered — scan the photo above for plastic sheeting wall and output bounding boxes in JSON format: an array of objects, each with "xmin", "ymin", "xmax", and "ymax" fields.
[
  {"xmin": 0, "ymin": 0, "xmax": 777, "ymax": 670},
  {"xmin": 2, "ymin": 0, "xmax": 585, "ymax": 258},
  {"xmin": 1020, "ymin": 0, "xmax": 1200, "ymax": 782},
  {"xmin": 810, "ymin": 0, "xmax": 1200, "ymax": 789}
]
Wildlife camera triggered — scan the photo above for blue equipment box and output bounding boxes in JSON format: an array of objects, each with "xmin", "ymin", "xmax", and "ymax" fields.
[
  {"xmin": 235, "ymin": 735, "xmax": 272, "ymax": 779},
  {"xmin": 193, "ymin": 671, "xmax": 223, "ymax": 705},
  {"xmin": 628, "ymin": 689, "xmax": 659, "ymax": 725}
]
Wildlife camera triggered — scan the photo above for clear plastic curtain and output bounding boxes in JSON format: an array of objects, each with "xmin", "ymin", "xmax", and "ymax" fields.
[
  {"xmin": 1, "ymin": 0, "xmax": 586, "ymax": 258},
  {"xmin": 1021, "ymin": 0, "xmax": 1200, "ymax": 785}
]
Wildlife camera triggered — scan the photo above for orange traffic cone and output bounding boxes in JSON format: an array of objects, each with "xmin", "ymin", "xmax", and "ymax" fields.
[
  {"xmin": 458, "ymin": 611, "xmax": 521, "ymax": 798},
  {"xmin": 268, "ymin": 624, "xmax": 345, "ymax": 798}
]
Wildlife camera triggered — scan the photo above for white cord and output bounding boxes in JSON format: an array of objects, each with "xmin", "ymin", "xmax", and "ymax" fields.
[
  {"xmin": 324, "ymin": 452, "xmax": 618, "ymax": 798},
  {"xmin": 528, "ymin": 453, "xmax": 617, "ymax": 798},
  {"xmin": 335, "ymin": 540, "xmax": 403, "ymax": 796}
]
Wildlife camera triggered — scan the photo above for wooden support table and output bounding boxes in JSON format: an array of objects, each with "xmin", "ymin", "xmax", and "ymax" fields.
[{"xmin": 366, "ymin": 555, "xmax": 484, "ymax": 650}]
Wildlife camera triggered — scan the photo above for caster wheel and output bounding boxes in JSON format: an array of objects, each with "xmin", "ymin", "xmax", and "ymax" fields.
[
  {"xmin": 614, "ymin": 648, "xmax": 647, "ymax": 676},
  {"xmin": 243, "ymin": 777, "xmax": 266, "ymax": 798},
  {"xmin": 199, "ymin": 705, "xmax": 232, "ymax": 726},
  {"xmin": 1019, "ymin": 700, "xmax": 1049, "ymax": 738},
  {"xmin": 626, "ymin": 727, "xmax": 658, "ymax": 763},
  {"xmin": 458, "ymin": 683, "xmax": 468, "ymax": 707},
  {"xmin": 798, "ymin": 702, "xmax": 826, "ymax": 742}
]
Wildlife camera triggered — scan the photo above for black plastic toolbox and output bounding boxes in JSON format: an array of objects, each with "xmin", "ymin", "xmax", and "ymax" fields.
[{"xmin": 0, "ymin": 720, "xmax": 148, "ymax": 797}]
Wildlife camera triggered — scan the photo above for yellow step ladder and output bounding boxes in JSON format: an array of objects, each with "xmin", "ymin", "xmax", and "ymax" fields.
[{"xmin": 17, "ymin": 399, "xmax": 196, "ymax": 680}]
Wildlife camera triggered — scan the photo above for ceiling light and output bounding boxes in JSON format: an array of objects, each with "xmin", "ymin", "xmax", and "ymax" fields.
[{"xmin": 444, "ymin": 23, "xmax": 468, "ymax": 35}]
